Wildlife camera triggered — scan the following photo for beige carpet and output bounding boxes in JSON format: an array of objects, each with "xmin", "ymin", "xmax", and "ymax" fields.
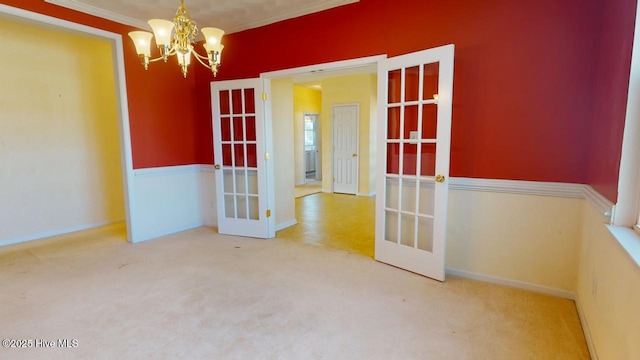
[{"xmin": 0, "ymin": 224, "xmax": 589, "ymax": 359}]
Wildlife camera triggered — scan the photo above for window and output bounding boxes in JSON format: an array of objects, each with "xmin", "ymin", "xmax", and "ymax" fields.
[{"xmin": 304, "ymin": 115, "xmax": 317, "ymax": 150}]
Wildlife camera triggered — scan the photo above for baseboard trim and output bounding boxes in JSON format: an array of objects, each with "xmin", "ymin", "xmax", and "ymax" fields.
[
  {"xmin": 575, "ymin": 294, "xmax": 599, "ymax": 360},
  {"xmin": 275, "ymin": 219, "xmax": 297, "ymax": 231},
  {"xmin": 0, "ymin": 218, "xmax": 125, "ymax": 248},
  {"xmin": 357, "ymin": 191, "xmax": 375, "ymax": 197},
  {"xmin": 136, "ymin": 221, "xmax": 204, "ymax": 243},
  {"xmin": 445, "ymin": 267, "xmax": 576, "ymax": 300}
]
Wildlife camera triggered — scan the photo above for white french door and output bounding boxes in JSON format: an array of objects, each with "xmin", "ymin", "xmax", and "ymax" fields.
[
  {"xmin": 211, "ymin": 78, "xmax": 273, "ymax": 238},
  {"xmin": 333, "ymin": 104, "xmax": 359, "ymax": 194},
  {"xmin": 375, "ymin": 45, "xmax": 455, "ymax": 281}
]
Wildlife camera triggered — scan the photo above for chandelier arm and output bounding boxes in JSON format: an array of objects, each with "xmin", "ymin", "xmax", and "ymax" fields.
[
  {"xmin": 192, "ymin": 49, "xmax": 209, "ymax": 60},
  {"xmin": 192, "ymin": 52, "xmax": 213, "ymax": 69},
  {"xmin": 148, "ymin": 56, "xmax": 168, "ymax": 63}
]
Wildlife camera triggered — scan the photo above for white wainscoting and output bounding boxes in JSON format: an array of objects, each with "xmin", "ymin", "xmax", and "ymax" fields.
[{"xmin": 132, "ymin": 165, "xmax": 208, "ymax": 242}]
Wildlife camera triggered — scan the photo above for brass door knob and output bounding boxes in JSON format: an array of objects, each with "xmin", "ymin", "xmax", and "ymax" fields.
[
  {"xmin": 352, "ymin": 153, "xmax": 358, "ymax": 157},
  {"xmin": 214, "ymin": 164, "xmax": 221, "ymax": 170},
  {"xmin": 435, "ymin": 174, "xmax": 445, "ymax": 183}
]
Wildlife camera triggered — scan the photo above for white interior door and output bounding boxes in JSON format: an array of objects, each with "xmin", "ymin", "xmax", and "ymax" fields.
[
  {"xmin": 375, "ymin": 45, "xmax": 455, "ymax": 281},
  {"xmin": 333, "ymin": 104, "xmax": 358, "ymax": 194},
  {"xmin": 211, "ymin": 78, "xmax": 272, "ymax": 238}
]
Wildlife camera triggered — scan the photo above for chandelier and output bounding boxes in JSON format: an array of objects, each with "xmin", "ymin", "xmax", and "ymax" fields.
[{"xmin": 128, "ymin": 0, "xmax": 225, "ymax": 78}]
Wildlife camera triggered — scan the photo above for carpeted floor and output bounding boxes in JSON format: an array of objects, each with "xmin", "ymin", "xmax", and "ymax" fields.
[{"xmin": 0, "ymin": 221, "xmax": 589, "ymax": 359}]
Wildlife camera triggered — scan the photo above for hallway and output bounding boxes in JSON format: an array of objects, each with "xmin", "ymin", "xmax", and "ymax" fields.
[{"xmin": 277, "ymin": 193, "xmax": 376, "ymax": 257}]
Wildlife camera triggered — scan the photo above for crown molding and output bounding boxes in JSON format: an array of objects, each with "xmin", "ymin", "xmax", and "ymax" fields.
[
  {"xmin": 44, "ymin": 0, "xmax": 359, "ymax": 34},
  {"xmin": 45, "ymin": 0, "xmax": 151, "ymax": 30}
]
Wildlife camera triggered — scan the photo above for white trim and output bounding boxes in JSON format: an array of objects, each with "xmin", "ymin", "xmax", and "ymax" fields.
[
  {"xmin": 262, "ymin": 55, "xmax": 386, "ymax": 80},
  {"xmin": 138, "ymin": 222, "xmax": 204, "ymax": 243},
  {"xmin": 276, "ymin": 219, "xmax": 297, "ymax": 231},
  {"xmin": 0, "ymin": 4, "xmax": 137, "ymax": 244},
  {"xmin": 445, "ymin": 267, "xmax": 576, "ymax": 300},
  {"xmin": 357, "ymin": 191, "xmax": 375, "ymax": 197},
  {"xmin": 583, "ymin": 185, "xmax": 615, "ymax": 219},
  {"xmin": 575, "ymin": 294, "xmax": 599, "ymax": 360},
  {"xmin": 0, "ymin": 219, "xmax": 124, "ymax": 248},
  {"xmin": 613, "ymin": 0, "xmax": 640, "ymax": 227},
  {"xmin": 200, "ymin": 164, "xmax": 216, "ymax": 173},
  {"xmin": 450, "ymin": 177, "xmax": 585, "ymax": 198},
  {"xmin": 44, "ymin": 0, "xmax": 150, "ymax": 30},
  {"xmin": 605, "ymin": 225, "xmax": 640, "ymax": 268},
  {"xmin": 134, "ymin": 164, "xmax": 204, "ymax": 178}
]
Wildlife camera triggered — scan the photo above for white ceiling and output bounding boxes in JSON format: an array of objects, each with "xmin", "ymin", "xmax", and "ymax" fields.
[{"xmin": 44, "ymin": 0, "xmax": 358, "ymax": 34}]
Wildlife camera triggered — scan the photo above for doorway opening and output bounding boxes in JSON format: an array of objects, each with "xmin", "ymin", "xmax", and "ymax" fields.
[
  {"xmin": 262, "ymin": 55, "xmax": 383, "ymax": 254},
  {"xmin": 0, "ymin": 5, "xmax": 137, "ymax": 245}
]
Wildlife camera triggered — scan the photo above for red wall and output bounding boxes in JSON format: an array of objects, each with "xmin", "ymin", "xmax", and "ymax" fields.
[
  {"xmin": 6, "ymin": 0, "xmax": 635, "ymax": 196},
  {"xmin": 0, "ymin": 0, "xmax": 201, "ymax": 169},
  {"xmin": 198, "ymin": 0, "xmax": 635, "ymax": 188},
  {"xmin": 586, "ymin": 0, "xmax": 637, "ymax": 202}
]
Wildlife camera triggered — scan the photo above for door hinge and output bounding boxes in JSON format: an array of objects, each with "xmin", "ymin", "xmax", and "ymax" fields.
[
  {"xmin": 262, "ymin": 92, "xmax": 267, "ymax": 101},
  {"xmin": 264, "ymin": 152, "xmax": 269, "ymax": 160},
  {"xmin": 266, "ymin": 209, "xmax": 271, "ymax": 217}
]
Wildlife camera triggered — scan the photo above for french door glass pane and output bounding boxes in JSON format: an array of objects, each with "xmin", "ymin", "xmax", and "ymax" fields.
[
  {"xmin": 236, "ymin": 195, "xmax": 247, "ymax": 219},
  {"xmin": 223, "ymin": 170, "xmax": 234, "ymax": 193},
  {"xmin": 405, "ymin": 66, "xmax": 420, "ymax": 102},
  {"xmin": 232, "ymin": 89, "xmax": 243, "ymax": 114},
  {"xmin": 403, "ymin": 144, "xmax": 417, "ymax": 175},
  {"xmin": 422, "ymin": 62, "xmax": 440, "ymax": 100},
  {"xmin": 221, "ymin": 117, "xmax": 231, "ymax": 141},
  {"xmin": 244, "ymin": 89, "xmax": 255, "ymax": 113},
  {"xmin": 387, "ymin": 107, "xmax": 401, "ymax": 139},
  {"xmin": 246, "ymin": 116, "xmax": 256, "ymax": 141},
  {"xmin": 219, "ymin": 90, "xmax": 230, "ymax": 115},
  {"xmin": 420, "ymin": 144, "xmax": 436, "ymax": 176},
  {"xmin": 233, "ymin": 117, "xmax": 244, "ymax": 141},
  {"xmin": 224, "ymin": 195, "xmax": 235, "ymax": 218},
  {"xmin": 418, "ymin": 180, "xmax": 436, "ymax": 216},
  {"xmin": 387, "ymin": 143, "xmax": 400, "ymax": 174},
  {"xmin": 248, "ymin": 196, "xmax": 259, "ymax": 220},
  {"xmin": 401, "ymin": 178, "xmax": 417, "ymax": 213},
  {"xmin": 388, "ymin": 69, "xmax": 402, "ymax": 103},
  {"xmin": 246, "ymin": 144, "xmax": 257, "ymax": 168},
  {"xmin": 385, "ymin": 210, "xmax": 398, "ymax": 243},
  {"xmin": 222, "ymin": 144, "xmax": 232, "ymax": 166},
  {"xmin": 234, "ymin": 144, "xmax": 245, "ymax": 166},
  {"xmin": 403, "ymin": 105, "xmax": 419, "ymax": 140},
  {"xmin": 247, "ymin": 170, "xmax": 258, "ymax": 194},
  {"xmin": 417, "ymin": 216, "xmax": 434, "ymax": 252},
  {"xmin": 422, "ymin": 104, "xmax": 438, "ymax": 139},
  {"xmin": 385, "ymin": 177, "xmax": 399, "ymax": 210},
  {"xmin": 400, "ymin": 214, "xmax": 416, "ymax": 247},
  {"xmin": 235, "ymin": 170, "xmax": 246, "ymax": 194}
]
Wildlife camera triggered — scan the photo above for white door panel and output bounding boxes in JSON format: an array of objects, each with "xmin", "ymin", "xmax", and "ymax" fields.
[
  {"xmin": 211, "ymin": 78, "xmax": 272, "ymax": 238},
  {"xmin": 375, "ymin": 45, "xmax": 455, "ymax": 281},
  {"xmin": 333, "ymin": 104, "xmax": 358, "ymax": 194}
]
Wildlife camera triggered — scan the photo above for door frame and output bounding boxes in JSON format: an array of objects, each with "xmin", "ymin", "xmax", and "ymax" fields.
[
  {"xmin": 331, "ymin": 103, "xmax": 359, "ymax": 194},
  {"xmin": 0, "ymin": 4, "xmax": 138, "ymax": 243},
  {"xmin": 261, "ymin": 55, "xmax": 385, "ymax": 224}
]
